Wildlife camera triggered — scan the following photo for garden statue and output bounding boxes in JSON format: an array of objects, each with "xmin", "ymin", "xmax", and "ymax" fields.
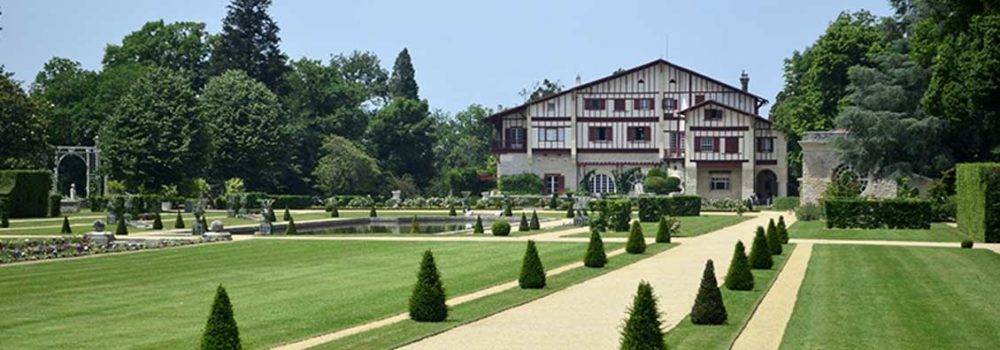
[
  {"xmin": 633, "ymin": 181, "xmax": 644, "ymax": 195},
  {"xmin": 461, "ymin": 191, "xmax": 472, "ymax": 213},
  {"xmin": 69, "ymin": 183, "xmax": 76, "ymax": 200},
  {"xmin": 391, "ymin": 190, "xmax": 402, "ymax": 208},
  {"xmin": 257, "ymin": 198, "xmax": 275, "ymax": 235},
  {"xmin": 191, "ymin": 199, "xmax": 207, "ymax": 236},
  {"xmin": 573, "ymin": 196, "xmax": 590, "ymax": 226}
]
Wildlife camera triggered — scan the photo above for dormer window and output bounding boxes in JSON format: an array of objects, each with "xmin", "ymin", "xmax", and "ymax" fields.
[{"xmin": 704, "ymin": 108, "xmax": 723, "ymax": 120}]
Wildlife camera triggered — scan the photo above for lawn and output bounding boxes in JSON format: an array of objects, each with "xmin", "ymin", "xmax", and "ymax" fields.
[
  {"xmin": 0, "ymin": 239, "xmax": 602, "ymax": 349},
  {"xmin": 788, "ymin": 220, "xmax": 967, "ymax": 242},
  {"xmin": 781, "ymin": 245, "xmax": 1000, "ymax": 349},
  {"xmin": 664, "ymin": 244, "xmax": 795, "ymax": 349},
  {"xmin": 567, "ymin": 215, "xmax": 753, "ymax": 238}
]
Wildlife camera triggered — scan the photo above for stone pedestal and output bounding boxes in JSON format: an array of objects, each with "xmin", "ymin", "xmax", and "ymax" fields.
[
  {"xmin": 84, "ymin": 232, "xmax": 115, "ymax": 245},
  {"xmin": 203, "ymin": 231, "xmax": 232, "ymax": 240},
  {"xmin": 60, "ymin": 199, "xmax": 82, "ymax": 213}
]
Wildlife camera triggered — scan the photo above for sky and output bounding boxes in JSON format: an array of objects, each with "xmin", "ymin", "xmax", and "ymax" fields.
[{"xmin": 0, "ymin": 0, "xmax": 893, "ymax": 116}]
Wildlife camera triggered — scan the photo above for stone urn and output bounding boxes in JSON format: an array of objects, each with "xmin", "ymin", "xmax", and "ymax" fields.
[
  {"xmin": 84, "ymin": 220, "xmax": 115, "ymax": 245},
  {"xmin": 203, "ymin": 220, "xmax": 232, "ymax": 240}
]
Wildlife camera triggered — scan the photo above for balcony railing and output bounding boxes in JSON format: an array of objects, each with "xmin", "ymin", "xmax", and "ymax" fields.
[{"xmin": 491, "ymin": 140, "xmax": 526, "ymax": 153}]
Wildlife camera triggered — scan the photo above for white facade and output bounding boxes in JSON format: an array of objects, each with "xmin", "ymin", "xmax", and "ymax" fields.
[{"xmin": 487, "ymin": 59, "xmax": 788, "ymax": 203}]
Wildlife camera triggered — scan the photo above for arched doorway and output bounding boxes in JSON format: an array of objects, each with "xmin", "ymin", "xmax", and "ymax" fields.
[
  {"xmin": 755, "ymin": 170, "xmax": 778, "ymax": 204},
  {"xmin": 56, "ymin": 154, "xmax": 87, "ymax": 198}
]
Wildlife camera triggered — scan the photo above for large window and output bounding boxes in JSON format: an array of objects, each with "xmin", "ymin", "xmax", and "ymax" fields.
[
  {"xmin": 539, "ymin": 128, "xmax": 565, "ymax": 142},
  {"xmin": 710, "ymin": 171, "xmax": 731, "ymax": 191},
  {"xmin": 757, "ymin": 137, "xmax": 774, "ymax": 153},
  {"xmin": 634, "ymin": 98, "xmax": 654, "ymax": 110},
  {"xmin": 628, "ymin": 127, "xmax": 650, "ymax": 142},
  {"xmin": 544, "ymin": 174, "xmax": 563, "ymax": 195},
  {"xmin": 508, "ymin": 127, "xmax": 526, "ymax": 148},
  {"xmin": 698, "ymin": 137, "xmax": 715, "ymax": 152},
  {"xmin": 662, "ymin": 97, "xmax": 678, "ymax": 110},
  {"xmin": 584, "ymin": 98, "xmax": 606, "ymax": 111},
  {"xmin": 589, "ymin": 127, "xmax": 612, "ymax": 142},
  {"xmin": 590, "ymin": 174, "xmax": 616, "ymax": 194},
  {"xmin": 704, "ymin": 108, "xmax": 723, "ymax": 120}
]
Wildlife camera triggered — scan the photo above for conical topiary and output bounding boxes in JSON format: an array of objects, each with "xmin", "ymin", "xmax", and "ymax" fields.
[
  {"xmin": 61, "ymin": 216, "xmax": 72, "ymax": 234},
  {"xmin": 766, "ymin": 218, "xmax": 782, "ymax": 255},
  {"xmin": 503, "ymin": 201, "xmax": 513, "ymax": 216},
  {"xmin": 655, "ymin": 216, "xmax": 672, "ymax": 243},
  {"xmin": 115, "ymin": 213, "xmax": 128, "ymax": 236},
  {"xmin": 519, "ymin": 213, "xmax": 529, "ymax": 232},
  {"xmin": 175, "ymin": 210, "xmax": 185, "ymax": 229},
  {"xmin": 690, "ymin": 259, "xmax": 728, "ymax": 325},
  {"xmin": 283, "ymin": 207, "xmax": 291, "ymax": 221},
  {"xmin": 748, "ymin": 227, "xmax": 773, "ymax": 269},
  {"xmin": 0, "ymin": 210, "xmax": 8, "ymax": 228},
  {"xmin": 201, "ymin": 285, "xmax": 241, "ymax": 350},
  {"xmin": 285, "ymin": 217, "xmax": 297, "ymax": 235},
  {"xmin": 548, "ymin": 194, "xmax": 558, "ymax": 209},
  {"xmin": 518, "ymin": 240, "xmax": 546, "ymax": 289},
  {"xmin": 152, "ymin": 212, "xmax": 163, "ymax": 230},
  {"xmin": 619, "ymin": 281, "xmax": 665, "ymax": 350},
  {"xmin": 369, "ymin": 205, "xmax": 377, "ymax": 218},
  {"xmin": 778, "ymin": 216, "xmax": 788, "ymax": 244},
  {"xmin": 530, "ymin": 210, "xmax": 540, "ymax": 230},
  {"xmin": 410, "ymin": 216, "xmax": 420, "ymax": 234},
  {"xmin": 566, "ymin": 203, "xmax": 575, "ymax": 218},
  {"xmin": 409, "ymin": 250, "xmax": 447, "ymax": 322},
  {"xmin": 625, "ymin": 220, "xmax": 646, "ymax": 254},
  {"xmin": 266, "ymin": 207, "xmax": 276, "ymax": 222},
  {"xmin": 584, "ymin": 228, "xmax": 608, "ymax": 268},
  {"xmin": 448, "ymin": 204, "xmax": 457, "ymax": 216},
  {"xmin": 724, "ymin": 241, "xmax": 754, "ymax": 291},
  {"xmin": 473, "ymin": 215, "xmax": 484, "ymax": 234}
]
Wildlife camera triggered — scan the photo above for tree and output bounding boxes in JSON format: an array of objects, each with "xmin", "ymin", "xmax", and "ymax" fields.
[
  {"xmin": 209, "ymin": 0, "xmax": 288, "ymax": 92},
  {"xmin": 612, "ymin": 168, "xmax": 641, "ymax": 195},
  {"xmin": 766, "ymin": 219, "xmax": 782, "ymax": 255},
  {"xmin": 690, "ymin": 259, "xmax": 727, "ymax": 325},
  {"xmin": 778, "ymin": 216, "xmax": 789, "ymax": 244},
  {"xmin": 724, "ymin": 241, "xmax": 754, "ymax": 291},
  {"xmin": 388, "ymin": 48, "xmax": 418, "ymax": 99},
  {"xmin": 369, "ymin": 205, "xmax": 377, "ymax": 218},
  {"xmin": 175, "ymin": 210, "xmax": 186, "ymax": 229},
  {"xmin": 367, "ymin": 98, "xmax": 436, "ymax": 188},
  {"xmin": 619, "ymin": 281, "xmax": 665, "ymax": 350},
  {"xmin": 625, "ymin": 220, "xmax": 646, "ymax": 254},
  {"xmin": 61, "ymin": 217, "xmax": 72, "ymax": 234},
  {"xmin": 530, "ymin": 210, "xmax": 540, "ymax": 230},
  {"xmin": 656, "ymin": 216, "xmax": 674, "ymax": 243},
  {"xmin": 519, "ymin": 79, "xmax": 563, "ymax": 102},
  {"xmin": 518, "ymin": 240, "xmax": 546, "ymax": 289},
  {"xmin": 101, "ymin": 67, "xmax": 210, "ymax": 191},
  {"xmin": 201, "ymin": 285, "xmax": 241, "ymax": 350},
  {"xmin": 748, "ymin": 227, "xmax": 773, "ymax": 269},
  {"xmin": 409, "ymin": 250, "xmax": 447, "ymax": 322},
  {"xmin": 153, "ymin": 212, "xmax": 163, "ymax": 230},
  {"xmin": 115, "ymin": 212, "xmax": 128, "ymax": 236},
  {"xmin": 312, "ymin": 136, "xmax": 381, "ymax": 195},
  {"xmin": 448, "ymin": 205, "xmax": 457, "ymax": 216},
  {"xmin": 432, "ymin": 105, "xmax": 494, "ymax": 185},
  {"xmin": 0, "ymin": 75, "xmax": 50, "ymax": 170},
  {"xmin": 103, "ymin": 20, "xmax": 211, "ymax": 88},
  {"xmin": 283, "ymin": 207, "xmax": 291, "ymax": 221},
  {"xmin": 200, "ymin": 70, "xmax": 289, "ymax": 191},
  {"xmin": 285, "ymin": 216, "xmax": 297, "ymax": 234},
  {"xmin": 519, "ymin": 213, "xmax": 530, "ymax": 232},
  {"xmin": 584, "ymin": 229, "xmax": 608, "ymax": 268},
  {"xmin": 332, "ymin": 50, "xmax": 390, "ymax": 106},
  {"xmin": 473, "ymin": 215, "xmax": 484, "ymax": 234},
  {"xmin": 29, "ymin": 57, "xmax": 97, "ymax": 146}
]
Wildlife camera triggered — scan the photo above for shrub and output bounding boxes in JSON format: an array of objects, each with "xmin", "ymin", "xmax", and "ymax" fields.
[
  {"xmin": 608, "ymin": 200, "xmax": 632, "ymax": 232},
  {"xmin": 491, "ymin": 220, "xmax": 511, "ymax": 236},
  {"xmin": 152, "ymin": 212, "xmax": 163, "ymax": 230},
  {"xmin": 448, "ymin": 204, "xmax": 457, "ymax": 216},
  {"xmin": 777, "ymin": 216, "xmax": 789, "ymax": 244},
  {"xmin": 566, "ymin": 202, "xmax": 575, "ymax": 218},
  {"xmin": 201, "ymin": 285, "xmax": 241, "ymax": 350},
  {"xmin": 369, "ymin": 205, "xmax": 377, "ymax": 218},
  {"xmin": 584, "ymin": 229, "xmax": 607, "ymax": 268},
  {"xmin": 590, "ymin": 211, "xmax": 608, "ymax": 232},
  {"xmin": 498, "ymin": 173, "xmax": 543, "ymax": 194},
  {"xmin": 0, "ymin": 210, "xmax": 8, "ymax": 228},
  {"xmin": 115, "ymin": 213, "xmax": 128, "ymax": 236},
  {"xmin": 285, "ymin": 217, "xmax": 297, "ymax": 235},
  {"xmin": 724, "ymin": 241, "xmax": 754, "ymax": 291},
  {"xmin": 283, "ymin": 207, "xmax": 291, "ymax": 221},
  {"xmin": 519, "ymin": 213, "xmax": 530, "ymax": 232},
  {"xmin": 518, "ymin": 240, "xmax": 546, "ymax": 289},
  {"xmin": 656, "ymin": 216, "xmax": 674, "ymax": 243},
  {"xmin": 795, "ymin": 203, "xmax": 822, "ymax": 221},
  {"xmin": 956, "ymin": 163, "xmax": 1000, "ymax": 242},
  {"xmin": 619, "ymin": 281, "xmax": 665, "ymax": 350},
  {"xmin": 0, "ymin": 170, "xmax": 52, "ymax": 218},
  {"xmin": 175, "ymin": 210, "xmax": 185, "ymax": 229},
  {"xmin": 637, "ymin": 196, "xmax": 701, "ymax": 222},
  {"xmin": 625, "ymin": 220, "xmax": 646, "ymax": 254},
  {"xmin": 548, "ymin": 194, "xmax": 558, "ymax": 209},
  {"xmin": 503, "ymin": 199, "xmax": 513, "ymax": 216},
  {"xmin": 644, "ymin": 175, "xmax": 681, "ymax": 195},
  {"xmin": 49, "ymin": 194, "xmax": 61, "ymax": 217},
  {"xmin": 748, "ymin": 227, "xmax": 772, "ymax": 269},
  {"xmin": 690, "ymin": 259, "xmax": 727, "ymax": 325},
  {"xmin": 409, "ymin": 250, "xmax": 448, "ymax": 322},
  {"xmin": 269, "ymin": 195, "xmax": 315, "ymax": 209},
  {"xmin": 410, "ymin": 216, "xmax": 420, "ymax": 234},
  {"xmin": 774, "ymin": 197, "xmax": 800, "ymax": 210},
  {"xmin": 766, "ymin": 219, "xmax": 782, "ymax": 255},
  {"xmin": 961, "ymin": 239, "xmax": 974, "ymax": 249},
  {"xmin": 266, "ymin": 207, "xmax": 277, "ymax": 222},
  {"xmin": 330, "ymin": 204, "xmax": 339, "ymax": 218},
  {"xmin": 61, "ymin": 216, "xmax": 72, "ymax": 234},
  {"xmin": 530, "ymin": 210, "xmax": 540, "ymax": 230},
  {"xmin": 825, "ymin": 199, "xmax": 932, "ymax": 229},
  {"xmin": 473, "ymin": 216, "xmax": 484, "ymax": 234}
]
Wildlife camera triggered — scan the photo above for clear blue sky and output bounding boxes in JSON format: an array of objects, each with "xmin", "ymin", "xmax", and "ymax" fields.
[{"xmin": 0, "ymin": 0, "xmax": 893, "ymax": 116}]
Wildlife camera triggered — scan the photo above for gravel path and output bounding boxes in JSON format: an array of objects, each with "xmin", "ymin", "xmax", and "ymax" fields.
[{"xmin": 731, "ymin": 243, "xmax": 813, "ymax": 350}]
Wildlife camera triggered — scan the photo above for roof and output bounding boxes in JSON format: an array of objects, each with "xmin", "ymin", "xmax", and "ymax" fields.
[
  {"xmin": 485, "ymin": 58, "xmax": 769, "ymax": 121},
  {"xmin": 676, "ymin": 99, "xmax": 773, "ymax": 125}
]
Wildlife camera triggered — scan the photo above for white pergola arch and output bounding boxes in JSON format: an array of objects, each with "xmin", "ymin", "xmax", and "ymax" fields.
[{"xmin": 52, "ymin": 141, "xmax": 105, "ymax": 198}]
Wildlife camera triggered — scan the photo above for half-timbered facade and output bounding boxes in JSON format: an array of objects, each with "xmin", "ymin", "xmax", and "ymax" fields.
[{"xmin": 486, "ymin": 59, "xmax": 788, "ymax": 202}]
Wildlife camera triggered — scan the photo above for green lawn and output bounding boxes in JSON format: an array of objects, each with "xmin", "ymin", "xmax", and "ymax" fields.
[
  {"xmin": 788, "ymin": 220, "xmax": 967, "ymax": 242},
  {"xmin": 781, "ymin": 245, "xmax": 1000, "ymax": 349},
  {"xmin": 0, "ymin": 239, "xmax": 602, "ymax": 349},
  {"xmin": 664, "ymin": 245, "xmax": 795, "ymax": 349},
  {"xmin": 567, "ymin": 215, "xmax": 752, "ymax": 238}
]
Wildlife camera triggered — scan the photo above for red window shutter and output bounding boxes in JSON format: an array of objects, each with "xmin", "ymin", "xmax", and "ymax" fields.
[
  {"xmin": 644, "ymin": 127, "xmax": 652, "ymax": 141},
  {"xmin": 694, "ymin": 136, "xmax": 702, "ymax": 151},
  {"xmin": 607, "ymin": 127, "xmax": 614, "ymax": 142},
  {"xmin": 588, "ymin": 127, "xmax": 595, "ymax": 141},
  {"xmin": 627, "ymin": 127, "xmax": 635, "ymax": 141},
  {"xmin": 557, "ymin": 175, "xmax": 565, "ymax": 194},
  {"xmin": 726, "ymin": 137, "xmax": 739, "ymax": 153},
  {"xmin": 713, "ymin": 138, "xmax": 720, "ymax": 153}
]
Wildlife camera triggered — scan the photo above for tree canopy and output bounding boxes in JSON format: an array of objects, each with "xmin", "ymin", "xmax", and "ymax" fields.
[
  {"xmin": 208, "ymin": 0, "xmax": 288, "ymax": 92},
  {"xmin": 388, "ymin": 48, "xmax": 419, "ymax": 100},
  {"xmin": 312, "ymin": 135, "xmax": 382, "ymax": 195},
  {"xmin": 0, "ymin": 75, "xmax": 50, "ymax": 170}
]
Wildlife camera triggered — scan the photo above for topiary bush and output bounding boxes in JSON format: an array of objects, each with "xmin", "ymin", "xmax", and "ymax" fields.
[
  {"xmin": 0, "ymin": 170, "xmax": 52, "ymax": 218},
  {"xmin": 369, "ymin": 205, "xmax": 378, "ymax": 218},
  {"xmin": 448, "ymin": 204, "xmax": 457, "ymax": 216},
  {"xmin": 283, "ymin": 207, "xmax": 292, "ymax": 221},
  {"xmin": 584, "ymin": 229, "xmax": 607, "ymax": 268},
  {"xmin": 766, "ymin": 219, "xmax": 782, "ymax": 255},
  {"xmin": 330, "ymin": 202, "xmax": 339, "ymax": 218},
  {"xmin": 492, "ymin": 220, "xmax": 511, "ymax": 236},
  {"xmin": 409, "ymin": 250, "xmax": 448, "ymax": 322},
  {"xmin": 115, "ymin": 213, "xmax": 128, "ymax": 236},
  {"xmin": 619, "ymin": 281, "xmax": 665, "ymax": 350},
  {"xmin": 637, "ymin": 196, "xmax": 701, "ymax": 221},
  {"xmin": 956, "ymin": 163, "xmax": 1000, "ymax": 242},
  {"xmin": 518, "ymin": 240, "xmax": 546, "ymax": 289},
  {"xmin": 61, "ymin": 216, "xmax": 72, "ymax": 234},
  {"xmin": 519, "ymin": 213, "xmax": 530, "ymax": 232},
  {"xmin": 724, "ymin": 241, "xmax": 754, "ymax": 291},
  {"xmin": 961, "ymin": 239, "xmax": 974, "ymax": 249},
  {"xmin": 656, "ymin": 216, "xmax": 675, "ymax": 243},
  {"xmin": 690, "ymin": 259, "xmax": 727, "ymax": 325},
  {"xmin": 49, "ymin": 194, "xmax": 61, "ymax": 217},
  {"xmin": 530, "ymin": 210, "xmax": 540, "ymax": 230},
  {"xmin": 201, "ymin": 285, "xmax": 241, "ymax": 350},
  {"xmin": 625, "ymin": 220, "xmax": 646, "ymax": 254},
  {"xmin": 473, "ymin": 215, "xmax": 484, "ymax": 234},
  {"xmin": 503, "ymin": 200, "xmax": 513, "ymax": 216},
  {"xmin": 266, "ymin": 207, "xmax": 277, "ymax": 222},
  {"xmin": 590, "ymin": 211, "xmax": 607, "ymax": 232},
  {"xmin": 566, "ymin": 203, "xmax": 575, "ymax": 218},
  {"xmin": 285, "ymin": 217, "xmax": 297, "ymax": 235},
  {"xmin": 748, "ymin": 227, "xmax": 772, "ymax": 269},
  {"xmin": 777, "ymin": 216, "xmax": 789, "ymax": 244},
  {"xmin": 175, "ymin": 210, "xmax": 185, "ymax": 229},
  {"xmin": 152, "ymin": 212, "xmax": 163, "ymax": 230}
]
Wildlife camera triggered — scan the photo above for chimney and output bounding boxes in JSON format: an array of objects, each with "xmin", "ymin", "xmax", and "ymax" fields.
[
  {"xmin": 739, "ymin": 70, "xmax": 749, "ymax": 92},
  {"xmin": 575, "ymin": 74, "xmax": 582, "ymax": 86}
]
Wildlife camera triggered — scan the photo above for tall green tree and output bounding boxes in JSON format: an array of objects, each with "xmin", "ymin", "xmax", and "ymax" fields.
[
  {"xmin": 312, "ymin": 135, "xmax": 382, "ymax": 195},
  {"xmin": 103, "ymin": 20, "xmax": 211, "ymax": 89},
  {"xmin": 433, "ymin": 104, "xmax": 494, "ymax": 172},
  {"xmin": 388, "ymin": 48, "xmax": 419, "ymax": 99},
  {"xmin": 0, "ymin": 75, "xmax": 50, "ymax": 169},
  {"xmin": 29, "ymin": 57, "xmax": 97, "ymax": 146},
  {"xmin": 332, "ymin": 50, "xmax": 390, "ymax": 106},
  {"xmin": 199, "ymin": 70, "xmax": 289, "ymax": 191},
  {"xmin": 209, "ymin": 0, "xmax": 288, "ymax": 92},
  {"xmin": 366, "ymin": 98, "xmax": 436, "ymax": 188},
  {"xmin": 101, "ymin": 67, "xmax": 210, "ymax": 190}
]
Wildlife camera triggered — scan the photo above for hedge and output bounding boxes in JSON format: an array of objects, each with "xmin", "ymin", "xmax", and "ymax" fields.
[
  {"xmin": 774, "ymin": 197, "xmax": 800, "ymax": 210},
  {"xmin": 0, "ymin": 170, "xmax": 52, "ymax": 218},
  {"xmin": 636, "ymin": 196, "xmax": 701, "ymax": 222},
  {"xmin": 48, "ymin": 194, "xmax": 61, "ymax": 217},
  {"xmin": 957, "ymin": 163, "xmax": 1000, "ymax": 242},
  {"xmin": 270, "ymin": 195, "xmax": 317, "ymax": 209},
  {"xmin": 498, "ymin": 173, "xmax": 543, "ymax": 195},
  {"xmin": 592, "ymin": 199, "xmax": 632, "ymax": 231},
  {"xmin": 825, "ymin": 199, "xmax": 932, "ymax": 229}
]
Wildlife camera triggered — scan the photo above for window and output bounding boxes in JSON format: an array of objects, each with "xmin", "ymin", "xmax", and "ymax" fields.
[
  {"xmin": 584, "ymin": 98, "xmax": 606, "ymax": 110},
  {"xmin": 670, "ymin": 132, "xmax": 684, "ymax": 154},
  {"xmin": 698, "ymin": 137, "xmax": 715, "ymax": 152},
  {"xmin": 725, "ymin": 137, "xmax": 739, "ymax": 154},
  {"xmin": 508, "ymin": 127, "xmax": 526, "ymax": 147},
  {"xmin": 613, "ymin": 99, "xmax": 626, "ymax": 111},
  {"xmin": 590, "ymin": 174, "xmax": 616, "ymax": 194},
  {"xmin": 695, "ymin": 94, "xmax": 706, "ymax": 104},
  {"xmin": 546, "ymin": 101, "xmax": 556, "ymax": 112},
  {"xmin": 589, "ymin": 127, "xmax": 612, "ymax": 142},
  {"xmin": 544, "ymin": 174, "xmax": 563, "ymax": 195},
  {"xmin": 539, "ymin": 127, "xmax": 565, "ymax": 142},
  {"xmin": 704, "ymin": 109, "xmax": 723, "ymax": 120},
  {"xmin": 710, "ymin": 171, "xmax": 731, "ymax": 191},
  {"xmin": 628, "ymin": 127, "xmax": 650, "ymax": 142},
  {"xmin": 662, "ymin": 98, "xmax": 678, "ymax": 110},
  {"xmin": 757, "ymin": 137, "xmax": 774, "ymax": 153},
  {"xmin": 634, "ymin": 98, "xmax": 654, "ymax": 110}
]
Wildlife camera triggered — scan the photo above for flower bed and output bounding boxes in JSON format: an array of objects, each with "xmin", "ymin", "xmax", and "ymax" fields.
[{"xmin": 0, "ymin": 236, "xmax": 227, "ymax": 265}]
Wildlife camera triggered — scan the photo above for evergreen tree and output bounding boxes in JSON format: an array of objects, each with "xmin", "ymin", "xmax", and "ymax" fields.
[
  {"xmin": 152, "ymin": 212, "xmax": 163, "ymax": 230},
  {"xmin": 766, "ymin": 218, "xmax": 783, "ymax": 255},
  {"xmin": 690, "ymin": 259, "xmax": 728, "ymax": 325},
  {"xmin": 548, "ymin": 194, "xmax": 558, "ymax": 209},
  {"xmin": 1, "ymin": 210, "xmax": 8, "ymax": 228},
  {"xmin": 61, "ymin": 216, "xmax": 72, "ymax": 234},
  {"xmin": 566, "ymin": 203, "xmax": 575, "ymax": 218},
  {"xmin": 285, "ymin": 217, "xmax": 297, "ymax": 235},
  {"xmin": 201, "ymin": 285, "xmax": 241, "ymax": 350},
  {"xmin": 503, "ymin": 202, "xmax": 513, "ymax": 216},
  {"xmin": 330, "ymin": 203, "xmax": 339, "ymax": 218},
  {"xmin": 518, "ymin": 240, "xmax": 546, "ymax": 289},
  {"xmin": 584, "ymin": 229, "xmax": 608, "ymax": 268},
  {"xmin": 519, "ymin": 213, "xmax": 529, "ymax": 232},
  {"xmin": 369, "ymin": 205, "xmax": 377, "ymax": 218},
  {"xmin": 448, "ymin": 204, "xmax": 457, "ymax": 216},
  {"xmin": 619, "ymin": 281, "xmax": 665, "ymax": 350},
  {"xmin": 409, "ymin": 250, "xmax": 447, "ymax": 322},
  {"xmin": 473, "ymin": 215, "xmax": 484, "ymax": 234},
  {"xmin": 208, "ymin": 0, "xmax": 289, "ymax": 92},
  {"xmin": 655, "ymin": 216, "xmax": 672, "ymax": 243},
  {"xmin": 410, "ymin": 215, "xmax": 420, "ymax": 234},
  {"xmin": 530, "ymin": 210, "xmax": 540, "ymax": 230},
  {"xmin": 115, "ymin": 213, "xmax": 128, "ymax": 236},
  {"xmin": 625, "ymin": 220, "xmax": 646, "ymax": 254},
  {"xmin": 724, "ymin": 241, "xmax": 754, "ymax": 291},
  {"xmin": 749, "ymin": 227, "xmax": 773, "ymax": 269},
  {"xmin": 388, "ymin": 48, "xmax": 419, "ymax": 99},
  {"xmin": 266, "ymin": 207, "xmax": 276, "ymax": 222},
  {"xmin": 366, "ymin": 98, "xmax": 436, "ymax": 187},
  {"xmin": 175, "ymin": 210, "xmax": 185, "ymax": 229},
  {"xmin": 778, "ymin": 216, "xmax": 789, "ymax": 244},
  {"xmin": 282, "ymin": 206, "xmax": 291, "ymax": 221}
]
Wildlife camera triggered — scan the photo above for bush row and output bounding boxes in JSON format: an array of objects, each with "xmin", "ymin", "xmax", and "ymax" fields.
[
  {"xmin": 825, "ymin": 199, "xmax": 932, "ymax": 229},
  {"xmin": 636, "ymin": 196, "xmax": 701, "ymax": 222},
  {"xmin": 774, "ymin": 197, "xmax": 800, "ymax": 210},
  {"xmin": 0, "ymin": 170, "xmax": 52, "ymax": 218},
  {"xmin": 957, "ymin": 163, "xmax": 1000, "ymax": 242},
  {"xmin": 590, "ymin": 200, "xmax": 632, "ymax": 231}
]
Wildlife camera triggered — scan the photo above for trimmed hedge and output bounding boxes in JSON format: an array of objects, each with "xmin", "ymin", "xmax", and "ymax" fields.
[
  {"xmin": 957, "ymin": 163, "xmax": 1000, "ymax": 242},
  {"xmin": 0, "ymin": 170, "xmax": 52, "ymax": 218},
  {"xmin": 498, "ymin": 173, "xmax": 543, "ymax": 194},
  {"xmin": 49, "ymin": 194, "xmax": 61, "ymax": 217},
  {"xmin": 270, "ymin": 195, "xmax": 316, "ymax": 209},
  {"xmin": 774, "ymin": 197, "xmax": 800, "ymax": 210},
  {"xmin": 825, "ymin": 199, "xmax": 932, "ymax": 229},
  {"xmin": 637, "ymin": 196, "xmax": 701, "ymax": 222},
  {"xmin": 491, "ymin": 220, "xmax": 511, "ymax": 236},
  {"xmin": 591, "ymin": 199, "xmax": 632, "ymax": 232}
]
